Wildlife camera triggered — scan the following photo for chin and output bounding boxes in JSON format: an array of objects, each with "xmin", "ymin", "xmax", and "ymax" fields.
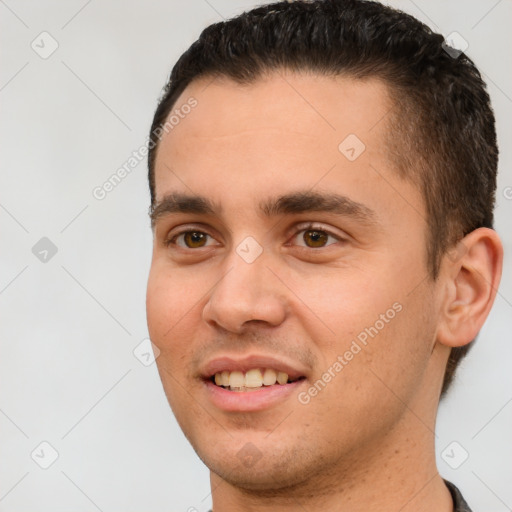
[
  {"xmin": 208, "ymin": 459, "xmax": 305, "ymax": 491},
  {"xmin": 195, "ymin": 440, "xmax": 322, "ymax": 492}
]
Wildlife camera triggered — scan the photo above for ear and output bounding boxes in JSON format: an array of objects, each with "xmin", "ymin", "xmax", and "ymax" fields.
[{"xmin": 436, "ymin": 228, "xmax": 503, "ymax": 348}]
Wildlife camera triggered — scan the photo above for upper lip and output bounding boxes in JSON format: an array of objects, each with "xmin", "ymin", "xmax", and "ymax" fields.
[{"xmin": 200, "ymin": 354, "xmax": 309, "ymax": 381}]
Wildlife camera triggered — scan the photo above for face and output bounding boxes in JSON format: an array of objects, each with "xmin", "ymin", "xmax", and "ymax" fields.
[{"xmin": 146, "ymin": 72, "xmax": 443, "ymax": 490}]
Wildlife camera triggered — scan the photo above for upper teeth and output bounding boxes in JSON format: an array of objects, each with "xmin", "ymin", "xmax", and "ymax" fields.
[{"xmin": 214, "ymin": 368, "xmax": 290, "ymax": 389}]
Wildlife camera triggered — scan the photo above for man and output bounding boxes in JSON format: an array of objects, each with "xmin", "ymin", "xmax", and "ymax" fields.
[{"xmin": 145, "ymin": 0, "xmax": 503, "ymax": 510}]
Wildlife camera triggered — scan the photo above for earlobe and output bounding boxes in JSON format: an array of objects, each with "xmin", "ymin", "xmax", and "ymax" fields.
[{"xmin": 436, "ymin": 228, "xmax": 503, "ymax": 348}]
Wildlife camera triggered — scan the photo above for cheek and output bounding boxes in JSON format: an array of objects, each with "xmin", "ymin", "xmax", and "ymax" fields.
[
  {"xmin": 146, "ymin": 264, "xmax": 202, "ymax": 343},
  {"xmin": 294, "ymin": 265, "xmax": 435, "ymax": 403},
  {"xmin": 287, "ymin": 267, "xmax": 401, "ymax": 344},
  {"xmin": 146, "ymin": 263, "xmax": 215, "ymax": 393},
  {"xmin": 146, "ymin": 268, "xmax": 201, "ymax": 414},
  {"xmin": 146, "ymin": 270, "xmax": 172, "ymax": 346},
  {"xmin": 298, "ymin": 304, "xmax": 435, "ymax": 448}
]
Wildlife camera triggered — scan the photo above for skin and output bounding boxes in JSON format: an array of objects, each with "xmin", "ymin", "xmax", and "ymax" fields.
[{"xmin": 146, "ymin": 72, "xmax": 503, "ymax": 512}]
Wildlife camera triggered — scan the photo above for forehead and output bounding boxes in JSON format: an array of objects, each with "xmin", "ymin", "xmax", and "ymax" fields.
[
  {"xmin": 162, "ymin": 72, "xmax": 392, "ymax": 145},
  {"xmin": 152, "ymin": 72, "xmax": 421, "ymax": 225},
  {"xmin": 156, "ymin": 72, "xmax": 391, "ymax": 168}
]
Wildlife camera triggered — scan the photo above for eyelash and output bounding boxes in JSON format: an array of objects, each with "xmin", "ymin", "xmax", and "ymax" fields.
[{"xmin": 164, "ymin": 223, "xmax": 345, "ymax": 250}]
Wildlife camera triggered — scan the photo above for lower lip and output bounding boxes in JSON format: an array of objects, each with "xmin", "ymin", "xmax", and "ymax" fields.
[{"xmin": 203, "ymin": 379, "xmax": 306, "ymax": 412}]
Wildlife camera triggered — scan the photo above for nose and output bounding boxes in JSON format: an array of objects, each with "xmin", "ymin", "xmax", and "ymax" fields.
[{"xmin": 202, "ymin": 246, "xmax": 288, "ymax": 334}]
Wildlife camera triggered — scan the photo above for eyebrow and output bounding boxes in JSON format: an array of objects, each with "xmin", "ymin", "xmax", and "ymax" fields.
[{"xmin": 150, "ymin": 190, "xmax": 378, "ymax": 227}]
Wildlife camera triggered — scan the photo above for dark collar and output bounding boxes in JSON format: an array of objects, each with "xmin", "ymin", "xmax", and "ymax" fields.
[{"xmin": 444, "ymin": 480, "xmax": 473, "ymax": 512}]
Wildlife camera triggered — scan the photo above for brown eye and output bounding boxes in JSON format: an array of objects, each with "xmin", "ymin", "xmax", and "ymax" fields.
[
  {"xmin": 182, "ymin": 231, "xmax": 208, "ymax": 248},
  {"xmin": 303, "ymin": 230, "xmax": 329, "ymax": 248},
  {"xmin": 288, "ymin": 223, "xmax": 344, "ymax": 250},
  {"xmin": 167, "ymin": 230, "xmax": 216, "ymax": 249}
]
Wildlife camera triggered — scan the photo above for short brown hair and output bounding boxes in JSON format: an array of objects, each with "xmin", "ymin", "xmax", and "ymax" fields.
[{"xmin": 147, "ymin": 0, "xmax": 498, "ymax": 395}]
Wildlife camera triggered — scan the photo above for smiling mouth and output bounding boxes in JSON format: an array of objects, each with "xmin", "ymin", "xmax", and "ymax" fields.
[{"xmin": 210, "ymin": 368, "xmax": 306, "ymax": 392}]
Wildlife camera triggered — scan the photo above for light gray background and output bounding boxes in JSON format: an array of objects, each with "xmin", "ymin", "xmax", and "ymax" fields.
[{"xmin": 1, "ymin": 1, "xmax": 511, "ymax": 511}]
